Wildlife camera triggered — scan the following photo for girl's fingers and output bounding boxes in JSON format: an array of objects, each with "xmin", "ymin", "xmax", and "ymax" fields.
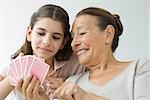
[
  {"xmin": 54, "ymin": 83, "xmax": 68, "ymax": 99},
  {"xmin": 32, "ymin": 80, "xmax": 40, "ymax": 97},
  {"xmin": 48, "ymin": 77, "xmax": 64, "ymax": 89},
  {"xmin": 15, "ymin": 78, "xmax": 24, "ymax": 92},
  {"xmin": 16, "ymin": 52, "xmax": 24, "ymax": 58},
  {"xmin": 19, "ymin": 52, "xmax": 24, "ymax": 57},
  {"xmin": 26, "ymin": 76, "xmax": 38, "ymax": 98},
  {"xmin": 48, "ymin": 77, "xmax": 65, "ymax": 83},
  {"xmin": 22, "ymin": 74, "xmax": 32, "ymax": 96}
]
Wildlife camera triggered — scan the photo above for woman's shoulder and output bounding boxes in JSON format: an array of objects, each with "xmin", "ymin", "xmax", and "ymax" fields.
[
  {"xmin": 65, "ymin": 71, "xmax": 88, "ymax": 83},
  {"xmin": 132, "ymin": 58, "xmax": 150, "ymax": 74}
]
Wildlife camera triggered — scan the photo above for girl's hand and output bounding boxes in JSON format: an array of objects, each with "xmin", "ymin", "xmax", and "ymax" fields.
[
  {"xmin": 54, "ymin": 82, "xmax": 108, "ymax": 100},
  {"xmin": 47, "ymin": 77, "xmax": 65, "ymax": 93},
  {"xmin": 15, "ymin": 74, "xmax": 49, "ymax": 100},
  {"xmin": 16, "ymin": 52, "xmax": 24, "ymax": 58}
]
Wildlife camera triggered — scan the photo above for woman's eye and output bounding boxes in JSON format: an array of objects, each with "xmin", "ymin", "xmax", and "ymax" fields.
[{"xmin": 79, "ymin": 32, "xmax": 86, "ymax": 35}]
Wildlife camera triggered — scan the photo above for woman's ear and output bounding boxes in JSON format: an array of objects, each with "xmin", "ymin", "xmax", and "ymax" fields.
[
  {"xmin": 104, "ymin": 25, "xmax": 115, "ymax": 44},
  {"xmin": 26, "ymin": 26, "xmax": 32, "ymax": 42},
  {"xmin": 60, "ymin": 36, "xmax": 69, "ymax": 49}
]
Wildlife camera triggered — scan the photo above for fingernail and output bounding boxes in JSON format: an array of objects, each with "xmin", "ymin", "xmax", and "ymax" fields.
[{"xmin": 24, "ymin": 73, "xmax": 32, "ymax": 80}]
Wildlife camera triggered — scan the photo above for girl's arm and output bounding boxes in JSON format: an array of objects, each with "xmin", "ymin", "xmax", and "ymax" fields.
[
  {"xmin": 0, "ymin": 75, "xmax": 14, "ymax": 99},
  {"xmin": 16, "ymin": 74, "xmax": 49, "ymax": 100}
]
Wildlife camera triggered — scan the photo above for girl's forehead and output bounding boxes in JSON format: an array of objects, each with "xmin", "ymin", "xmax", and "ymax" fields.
[{"xmin": 33, "ymin": 18, "xmax": 64, "ymax": 34}]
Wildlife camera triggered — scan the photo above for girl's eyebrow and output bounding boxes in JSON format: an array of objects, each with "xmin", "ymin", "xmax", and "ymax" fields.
[
  {"xmin": 53, "ymin": 32, "xmax": 63, "ymax": 36},
  {"xmin": 37, "ymin": 27, "xmax": 46, "ymax": 31},
  {"xmin": 37, "ymin": 27, "xmax": 63, "ymax": 36}
]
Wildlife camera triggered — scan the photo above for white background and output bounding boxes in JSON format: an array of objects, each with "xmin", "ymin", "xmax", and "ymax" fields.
[{"xmin": 0, "ymin": 0, "xmax": 150, "ymax": 65}]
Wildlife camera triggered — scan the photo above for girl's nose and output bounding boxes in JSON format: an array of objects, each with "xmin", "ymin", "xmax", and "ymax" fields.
[{"xmin": 43, "ymin": 36, "xmax": 51, "ymax": 46}]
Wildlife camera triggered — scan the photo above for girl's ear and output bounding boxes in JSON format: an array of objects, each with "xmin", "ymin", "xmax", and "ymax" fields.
[
  {"xmin": 104, "ymin": 25, "xmax": 115, "ymax": 44},
  {"xmin": 26, "ymin": 26, "xmax": 32, "ymax": 42},
  {"xmin": 60, "ymin": 36, "xmax": 69, "ymax": 49}
]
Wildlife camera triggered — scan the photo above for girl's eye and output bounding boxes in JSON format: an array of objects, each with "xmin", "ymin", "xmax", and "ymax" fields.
[
  {"xmin": 53, "ymin": 36, "xmax": 61, "ymax": 40},
  {"xmin": 37, "ymin": 32, "xmax": 45, "ymax": 36},
  {"xmin": 52, "ymin": 34, "xmax": 62, "ymax": 40},
  {"xmin": 52, "ymin": 33, "xmax": 63, "ymax": 40}
]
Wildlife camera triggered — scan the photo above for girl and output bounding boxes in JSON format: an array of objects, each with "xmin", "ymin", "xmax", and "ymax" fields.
[{"xmin": 0, "ymin": 4, "xmax": 84, "ymax": 100}]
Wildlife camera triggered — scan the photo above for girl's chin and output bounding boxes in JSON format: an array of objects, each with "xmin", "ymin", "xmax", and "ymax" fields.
[{"xmin": 36, "ymin": 55, "xmax": 47, "ymax": 59}]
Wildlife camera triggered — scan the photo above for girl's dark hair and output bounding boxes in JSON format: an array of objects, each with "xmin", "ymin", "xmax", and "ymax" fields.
[
  {"xmin": 76, "ymin": 7, "xmax": 123, "ymax": 52},
  {"xmin": 11, "ymin": 4, "xmax": 72, "ymax": 60}
]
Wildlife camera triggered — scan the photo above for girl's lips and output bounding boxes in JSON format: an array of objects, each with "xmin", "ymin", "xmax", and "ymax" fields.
[{"xmin": 39, "ymin": 47, "xmax": 53, "ymax": 52}]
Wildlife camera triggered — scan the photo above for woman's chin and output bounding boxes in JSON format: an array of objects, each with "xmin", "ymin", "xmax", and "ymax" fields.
[{"xmin": 79, "ymin": 58, "xmax": 89, "ymax": 65}]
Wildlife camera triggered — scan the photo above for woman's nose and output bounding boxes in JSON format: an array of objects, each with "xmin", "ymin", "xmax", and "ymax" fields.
[{"xmin": 71, "ymin": 37, "xmax": 80, "ymax": 48}]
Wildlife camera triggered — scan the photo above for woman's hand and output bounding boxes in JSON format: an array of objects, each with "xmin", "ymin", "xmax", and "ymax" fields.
[
  {"xmin": 15, "ymin": 74, "xmax": 49, "ymax": 100},
  {"xmin": 54, "ymin": 82, "xmax": 108, "ymax": 100}
]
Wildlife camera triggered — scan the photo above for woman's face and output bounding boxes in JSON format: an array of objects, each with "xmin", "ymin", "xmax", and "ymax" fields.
[
  {"xmin": 27, "ymin": 17, "xmax": 65, "ymax": 61},
  {"xmin": 71, "ymin": 15, "xmax": 108, "ymax": 67}
]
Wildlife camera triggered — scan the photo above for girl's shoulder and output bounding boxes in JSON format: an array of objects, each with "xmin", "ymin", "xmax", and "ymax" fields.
[
  {"xmin": 0, "ymin": 58, "xmax": 11, "ymax": 77},
  {"xmin": 68, "ymin": 53, "xmax": 79, "ymax": 62}
]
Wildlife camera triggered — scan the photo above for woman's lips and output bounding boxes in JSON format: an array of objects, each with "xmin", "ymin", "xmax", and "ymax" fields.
[{"xmin": 76, "ymin": 49, "xmax": 89, "ymax": 56}]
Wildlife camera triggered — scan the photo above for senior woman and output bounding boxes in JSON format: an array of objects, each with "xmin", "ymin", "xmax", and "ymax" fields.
[{"xmin": 54, "ymin": 7, "xmax": 150, "ymax": 100}]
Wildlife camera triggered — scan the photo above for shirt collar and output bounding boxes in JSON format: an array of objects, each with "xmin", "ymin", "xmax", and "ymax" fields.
[{"xmin": 53, "ymin": 58, "xmax": 68, "ymax": 71}]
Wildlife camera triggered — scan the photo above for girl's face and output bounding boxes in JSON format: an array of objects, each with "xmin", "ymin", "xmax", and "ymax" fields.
[{"xmin": 27, "ymin": 17, "xmax": 65, "ymax": 61}]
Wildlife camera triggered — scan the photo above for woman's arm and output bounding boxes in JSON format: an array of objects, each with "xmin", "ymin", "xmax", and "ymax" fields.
[
  {"xmin": 0, "ymin": 75, "xmax": 14, "ymax": 99},
  {"xmin": 54, "ymin": 82, "xmax": 108, "ymax": 100},
  {"xmin": 134, "ymin": 60, "xmax": 150, "ymax": 100}
]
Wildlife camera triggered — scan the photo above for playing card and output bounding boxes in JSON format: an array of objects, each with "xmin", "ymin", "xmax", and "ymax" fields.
[
  {"xmin": 7, "ymin": 55, "xmax": 50, "ymax": 86},
  {"xmin": 29, "ymin": 57, "xmax": 49, "ymax": 86},
  {"xmin": 20, "ymin": 56, "xmax": 29, "ymax": 76},
  {"xmin": 14, "ymin": 59, "xmax": 23, "ymax": 79},
  {"xmin": 7, "ymin": 66, "xmax": 17, "ymax": 86},
  {"xmin": 9, "ymin": 62, "xmax": 19, "ymax": 80},
  {"xmin": 26, "ymin": 56, "xmax": 35, "ymax": 75},
  {"xmin": 8, "ymin": 76, "xmax": 16, "ymax": 86}
]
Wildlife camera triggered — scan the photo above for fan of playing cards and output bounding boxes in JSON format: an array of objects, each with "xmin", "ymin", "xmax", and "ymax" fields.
[{"xmin": 7, "ymin": 55, "xmax": 50, "ymax": 86}]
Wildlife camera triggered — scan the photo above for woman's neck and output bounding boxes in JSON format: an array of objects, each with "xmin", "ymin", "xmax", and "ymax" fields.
[
  {"xmin": 89, "ymin": 51, "xmax": 117, "ymax": 71},
  {"xmin": 88, "ymin": 55, "xmax": 130, "ymax": 86}
]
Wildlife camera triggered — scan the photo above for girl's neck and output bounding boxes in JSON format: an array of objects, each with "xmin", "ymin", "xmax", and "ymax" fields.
[{"xmin": 45, "ymin": 57, "xmax": 54, "ymax": 67}]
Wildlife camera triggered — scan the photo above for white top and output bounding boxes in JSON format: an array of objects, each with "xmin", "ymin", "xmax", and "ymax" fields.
[
  {"xmin": 0, "ymin": 59, "xmax": 24, "ymax": 100},
  {"xmin": 67, "ymin": 59, "xmax": 150, "ymax": 100}
]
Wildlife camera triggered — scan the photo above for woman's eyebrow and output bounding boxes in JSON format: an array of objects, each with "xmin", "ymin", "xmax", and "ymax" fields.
[
  {"xmin": 71, "ymin": 31, "xmax": 74, "ymax": 38},
  {"xmin": 77, "ymin": 25, "xmax": 87, "ymax": 30}
]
